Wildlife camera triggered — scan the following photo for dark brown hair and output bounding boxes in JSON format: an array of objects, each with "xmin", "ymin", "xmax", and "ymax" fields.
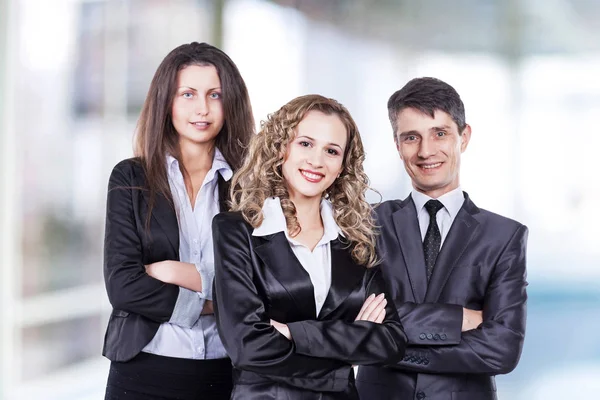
[
  {"xmin": 388, "ymin": 77, "xmax": 466, "ymax": 142},
  {"xmin": 134, "ymin": 42, "xmax": 254, "ymax": 221}
]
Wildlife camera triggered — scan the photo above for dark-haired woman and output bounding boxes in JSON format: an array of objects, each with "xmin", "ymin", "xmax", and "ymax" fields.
[{"xmin": 102, "ymin": 42, "xmax": 254, "ymax": 400}]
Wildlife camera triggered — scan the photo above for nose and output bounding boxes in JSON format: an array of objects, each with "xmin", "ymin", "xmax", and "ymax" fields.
[
  {"xmin": 306, "ymin": 148, "xmax": 324, "ymax": 168},
  {"xmin": 195, "ymin": 98, "xmax": 208, "ymax": 116},
  {"xmin": 417, "ymin": 136, "xmax": 437, "ymax": 159}
]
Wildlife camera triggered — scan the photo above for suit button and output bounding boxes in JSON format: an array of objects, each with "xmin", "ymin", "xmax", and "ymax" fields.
[
  {"xmin": 416, "ymin": 391, "xmax": 426, "ymax": 399},
  {"xmin": 440, "ymin": 333, "xmax": 447, "ymax": 340},
  {"xmin": 419, "ymin": 333, "xmax": 426, "ymax": 340},
  {"xmin": 426, "ymin": 333, "xmax": 433, "ymax": 340},
  {"xmin": 433, "ymin": 334, "xmax": 440, "ymax": 340}
]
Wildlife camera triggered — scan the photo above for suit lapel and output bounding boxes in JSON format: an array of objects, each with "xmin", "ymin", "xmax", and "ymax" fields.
[
  {"xmin": 254, "ymin": 232, "xmax": 317, "ymax": 320},
  {"xmin": 134, "ymin": 162, "xmax": 179, "ymax": 256},
  {"xmin": 425, "ymin": 193, "xmax": 480, "ymax": 302},
  {"xmin": 217, "ymin": 175, "xmax": 230, "ymax": 212},
  {"xmin": 318, "ymin": 237, "xmax": 366, "ymax": 319},
  {"xmin": 392, "ymin": 196, "xmax": 428, "ymax": 303},
  {"xmin": 145, "ymin": 190, "xmax": 180, "ymax": 256}
]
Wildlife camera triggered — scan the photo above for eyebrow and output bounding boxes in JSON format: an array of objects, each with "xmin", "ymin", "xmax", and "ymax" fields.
[
  {"xmin": 398, "ymin": 130, "xmax": 421, "ymax": 137},
  {"xmin": 177, "ymin": 86, "xmax": 221, "ymax": 92},
  {"xmin": 429, "ymin": 125, "xmax": 452, "ymax": 132},
  {"xmin": 297, "ymin": 135, "xmax": 344, "ymax": 150}
]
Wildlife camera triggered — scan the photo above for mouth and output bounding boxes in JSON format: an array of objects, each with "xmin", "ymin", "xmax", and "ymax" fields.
[
  {"xmin": 190, "ymin": 121, "xmax": 211, "ymax": 129},
  {"xmin": 418, "ymin": 162, "xmax": 442, "ymax": 171},
  {"xmin": 299, "ymin": 169, "xmax": 325, "ymax": 183}
]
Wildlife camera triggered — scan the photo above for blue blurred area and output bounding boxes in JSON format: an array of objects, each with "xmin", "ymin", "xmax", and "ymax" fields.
[{"xmin": 1, "ymin": 0, "xmax": 599, "ymax": 399}]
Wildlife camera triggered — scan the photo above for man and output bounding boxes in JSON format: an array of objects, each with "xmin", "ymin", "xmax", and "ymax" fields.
[{"xmin": 356, "ymin": 77, "xmax": 528, "ymax": 400}]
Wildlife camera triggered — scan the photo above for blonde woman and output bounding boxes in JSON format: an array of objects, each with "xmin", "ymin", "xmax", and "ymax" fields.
[{"xmin": 212, "ymin": 94, "xmax": 407, "ymax": 399}]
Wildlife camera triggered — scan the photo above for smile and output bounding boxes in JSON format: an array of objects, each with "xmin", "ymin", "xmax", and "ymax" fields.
[
  {"xmin": 420, "ymin": 162, "xmax": 442, "ymax": 170},
  {"xmin": 191, "ymin": 122, "xmax": 210, "ymax": 127},
  {"xmin": 300, "ymin": 169, "xmax": 324, "ymax": 183}
]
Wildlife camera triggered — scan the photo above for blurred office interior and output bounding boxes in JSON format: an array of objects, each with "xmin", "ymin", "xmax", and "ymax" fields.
[{"xmin": 1, "ymin": 0, "xmax": 599, "ymax": 398}]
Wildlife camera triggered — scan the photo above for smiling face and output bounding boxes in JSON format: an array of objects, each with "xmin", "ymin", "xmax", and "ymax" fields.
[
  {"xmin": 395, "ymin": 107, "xmax": 471, "ymax": 198},
  {"xmin": 171, "ymin": 64, "xmax": 224, "ymax": 149},
  {"xmin": 281, "ymin": 110, "xmax": 348, "ymax": 204}
]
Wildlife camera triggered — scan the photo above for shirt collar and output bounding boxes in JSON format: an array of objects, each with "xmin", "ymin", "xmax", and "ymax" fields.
[
  {"xmin": 252, "ymin": 197, "xmax": 343, "ymax": 244},
  {"xmin": 411, "ymin": 186, "xmax": 465, "ymax": 220},
  {"xmin": 166, "ymin": 148, "xmax": 232, "ymax": 182}
]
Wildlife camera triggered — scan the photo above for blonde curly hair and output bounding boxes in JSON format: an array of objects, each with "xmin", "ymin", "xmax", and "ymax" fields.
[{"xmin": 230, "ymin": 94, "xmax": 378, "ymax": 268}]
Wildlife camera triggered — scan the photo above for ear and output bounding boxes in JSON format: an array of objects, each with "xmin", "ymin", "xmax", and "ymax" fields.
[
  {"xmin": 460, "ymin": 124, "xmax": 471, "ymax": 153},
  {"xmin": 395, "ymin": 137, "xmax": 404, "ymax": 160}
]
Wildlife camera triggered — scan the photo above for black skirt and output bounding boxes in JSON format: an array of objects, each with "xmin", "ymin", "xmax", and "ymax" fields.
[{"xmin": 105, "ymin": 352, "xmax": 233, "ymax": 400}]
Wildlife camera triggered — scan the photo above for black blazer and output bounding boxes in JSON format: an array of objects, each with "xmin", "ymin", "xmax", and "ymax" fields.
[
  {"xmin": 356, "ymin": 193, "xmax": 528, "ymax": 400},
  {"xmin": 212, "ymin": 211, "xmax": 407, "ymax": 400},
  {"xmin": 102, "ymin": 158, "xmax": 229, "ymax": 362}
]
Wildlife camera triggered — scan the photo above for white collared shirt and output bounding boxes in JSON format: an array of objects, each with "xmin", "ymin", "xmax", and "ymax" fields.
[
  {"xmin": 142, "ymin": 148, "xmax": 231, "ymax": 359},
  {"xmin": 253, "ymin": 197, "xmax": 342, "ymax": 315},
  {"xmin": 412, "ymin": 186, "xmax": 465, "ymax": 246}
]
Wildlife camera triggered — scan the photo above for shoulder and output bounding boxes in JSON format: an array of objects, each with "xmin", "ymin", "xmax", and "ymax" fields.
[
  {"xmin": 109, "ymin": 157, "xmax": 144, "ymax": 183},
  {"xmin": 373, "ymin": 199, "xmax": 407, "ymax": 218},
  {"xmin": 213, "ymin": 211, "xmax": 252, "ymax": 231},
  {"xmin": 475, "ymin": 206, "xmax": 528, "ymax": 240}
]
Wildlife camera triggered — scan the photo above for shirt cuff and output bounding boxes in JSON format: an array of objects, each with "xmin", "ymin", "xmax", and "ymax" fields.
[
  {"xmin": 168, "ymin": 287, "xmax": 203, "ymax": 328},
  {"xmin": 195, "ymin": 262, "xmax": 215, "ymax": 300}
]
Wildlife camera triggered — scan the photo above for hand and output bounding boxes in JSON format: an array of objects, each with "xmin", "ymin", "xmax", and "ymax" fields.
[
  {"xmin": 145, "ymin": 261, "xmax": 202, "ymax": 292},
  {"xmin": 462, "ymin": 308, "xmax": 483, "ymax": 332},
  {"xmin": 355, "ymin": 293, "xmax": 387, "ymax": 324},
  {"xmin": 201, "ymin": 300, "xmax": 214, "ymax": 315},
  {"xmin": 270, "ymin": 319, "xmax": 292, "ymax": 340},
  {"xmin": 145, "ymin": 260, "xmax": 175, "ymax": 283}
]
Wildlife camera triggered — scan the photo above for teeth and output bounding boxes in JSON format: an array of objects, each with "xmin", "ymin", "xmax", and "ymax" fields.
[
  {"xmin": 422, "ymin": 163, "xmax": 441, "ymax": 169},
  {"xmin": 301, "ymin": 170, "xmax": 323, "ymax": 180},
  {"xmin": 193, "ymin": 122, "xmax": 208, "ymax": 126}
]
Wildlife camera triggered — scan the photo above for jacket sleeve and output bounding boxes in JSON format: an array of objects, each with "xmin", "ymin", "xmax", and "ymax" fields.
[
  {"xmin": 103, "ymin": 162, "xmax": 200, "ymax": 326},
  {"xmin": 287, "ymin": 268, "xmax": 407, "ymax": 366},
  {"xmin": 390, "ymin": 225, "xmax": 528, "ymax": 375},
  {"xmin": 212, "ymin": 213, "xmax": 352, "ymax": 392}
]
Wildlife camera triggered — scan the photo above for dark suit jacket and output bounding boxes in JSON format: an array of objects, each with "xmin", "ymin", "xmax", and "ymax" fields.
[
  {"xmin": 356, "ymin": 193, "xmax": 528, "ymax": 400},
  {"xmin": 212, "ymin": 211, "xmax": 407, "ymax": 400},
  {"xmin": 102, "ymin": 158, "xmax": 229, "ymax": 362}
]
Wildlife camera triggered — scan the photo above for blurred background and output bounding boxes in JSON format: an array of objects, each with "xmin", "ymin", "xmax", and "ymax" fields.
[{"xmin": 1, "ymin": 0, "xmax": 599, "ymax": 398}]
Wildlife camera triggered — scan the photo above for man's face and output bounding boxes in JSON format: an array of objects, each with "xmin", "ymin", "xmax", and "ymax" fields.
[{"xmin": 394, "ymin": 107, "xmax": 471, "ymax": 198}]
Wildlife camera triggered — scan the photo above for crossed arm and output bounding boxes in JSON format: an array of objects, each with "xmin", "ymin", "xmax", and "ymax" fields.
[{"xmin": 390, "ymin": 225, "xmax": 528, "ymax": 375}]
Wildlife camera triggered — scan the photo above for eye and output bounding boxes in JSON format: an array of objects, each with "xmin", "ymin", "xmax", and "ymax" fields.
[
  {"xmin": 182, "ymin": 92, "xmax": 193, "ymax": 99},
  {"xmin": 327, "ymin": 148, "xmax": 339, "ymax": 156},
  {"xmin": 403, "ymin": 135, "xmax": 417, "ymax": 142},
  {"xmin": 299, "ymin": 141, "xmax": 311, "ymax": 147},
  {"xmin": 209, "ymin": 92, "xmax": 221, "ymax": 99},
  {"xmin": 436, "ymin": 131, "xmax": 446, "ymax": 137}
]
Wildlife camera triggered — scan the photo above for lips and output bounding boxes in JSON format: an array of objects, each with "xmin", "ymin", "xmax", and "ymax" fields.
[
  {"xmin": 419, "ymin": 162, "xmax": 442, "ymax": 170},
  {"xmin": 190, "ymin": 121, "xmax": 211, "ymax": 130},
  {"xmin": 300, "ymin": 169, "xmax": 325, "ymax": 183}
]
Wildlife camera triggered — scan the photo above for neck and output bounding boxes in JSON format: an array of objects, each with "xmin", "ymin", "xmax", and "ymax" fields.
[
  {"xmin": 178, "ymin": 140, "xmax": 215, "ymax": 174},
  {"xmin": 290, "ymin": 195, "xmax": 323, "ymax": 231}
]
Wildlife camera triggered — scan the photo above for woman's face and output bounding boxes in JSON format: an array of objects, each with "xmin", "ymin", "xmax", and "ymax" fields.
[
  {"xmin": 171, "ymin": 64, "xmax": 224, "ymax": 148},
  {"xmin": 281, "ymin": 110, "xmax": 348, "ymax": 203}
]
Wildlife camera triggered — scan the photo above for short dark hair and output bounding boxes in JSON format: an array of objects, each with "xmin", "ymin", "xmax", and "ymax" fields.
[{"xmin": 387, "ymin": 77, "xmax": 466, "ymax": 141}]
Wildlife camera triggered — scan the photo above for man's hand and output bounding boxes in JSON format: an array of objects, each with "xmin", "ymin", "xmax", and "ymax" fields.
[
  {"xmin": 355, "ymin": 293, "xmax": 387, "ymax": 323},
  {"xmin": 462, "ymin": 308, "xmax": 483, "ymax": 332}
]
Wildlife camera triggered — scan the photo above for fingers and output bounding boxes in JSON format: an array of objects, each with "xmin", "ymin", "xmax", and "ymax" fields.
[
  {"xmin": 374, "ymin": 306, "xmax": 386, "ymax": 324},
  {"xmin": 357, "ymin": 293, "xmax": 386, "ymax": 322},
  {"xmin": 355, "ymin": 293, "xmax": 376, "ymax": 321}
]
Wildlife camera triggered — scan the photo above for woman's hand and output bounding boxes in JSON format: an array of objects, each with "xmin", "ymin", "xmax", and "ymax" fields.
[
  {"xmin": 270, "ymin": 319, "xmax": 292, "ymax": 340},
  {"xmin": 355, "ymin": 293, "xmax": 387, "ymax": 323},
  {"xmin": 145, "ymin": 261, "xmax": 202, "ymax": 292}
]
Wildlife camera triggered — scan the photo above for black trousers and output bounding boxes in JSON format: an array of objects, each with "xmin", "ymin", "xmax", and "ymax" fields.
[{"xmin": 105, "ymin": 352, "xmax": 233, "ymax": 400}]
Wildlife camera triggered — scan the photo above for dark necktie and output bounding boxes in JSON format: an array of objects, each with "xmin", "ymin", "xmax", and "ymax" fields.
[{"xmin": 423, "ymin": 200, "xmax": 444, "ymax": 281}]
